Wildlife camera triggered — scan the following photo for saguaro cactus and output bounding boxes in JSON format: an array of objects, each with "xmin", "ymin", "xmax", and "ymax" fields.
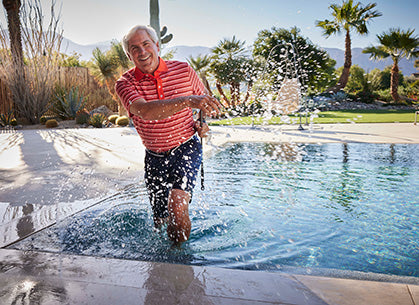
[{"xmin": 149, "ymin": 0, "xmax": 173, "ymax": 47}]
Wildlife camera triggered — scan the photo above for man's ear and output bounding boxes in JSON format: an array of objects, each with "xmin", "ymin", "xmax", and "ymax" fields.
[{"xmin": 157, "ymin": 42, "xmax": 160, "ymax": 53}]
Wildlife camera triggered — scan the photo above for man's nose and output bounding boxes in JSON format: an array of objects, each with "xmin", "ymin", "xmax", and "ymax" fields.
[{"xmin": 138, "ymin": 47, "xmax": 147, "ymax": 55}]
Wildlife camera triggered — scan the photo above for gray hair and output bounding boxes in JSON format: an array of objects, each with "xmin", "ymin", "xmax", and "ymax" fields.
[{"xmin": 122, "ymin": 25, "xmax": 158, "ymax": 56}]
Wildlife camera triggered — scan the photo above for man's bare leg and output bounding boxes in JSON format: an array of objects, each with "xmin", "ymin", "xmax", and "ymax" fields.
[{"xmin": 167, "ymin": 188, "xmax": 191, "ymax": 243}]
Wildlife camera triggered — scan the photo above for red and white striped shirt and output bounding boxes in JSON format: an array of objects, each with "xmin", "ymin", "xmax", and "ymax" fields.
[{"xmin": 115, "ymin": 58, "xmax": 206, "ymax": 152}]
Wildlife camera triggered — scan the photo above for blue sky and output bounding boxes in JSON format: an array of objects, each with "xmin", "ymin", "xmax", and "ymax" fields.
[{"xmin": 2, "ymin": 0, "xmax": 419, "ymax": 50}]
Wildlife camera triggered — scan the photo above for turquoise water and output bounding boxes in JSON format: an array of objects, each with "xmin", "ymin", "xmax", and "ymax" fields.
[{"xmin": 11, "ymin": 143, "xmax": 419, "ymax": 278}]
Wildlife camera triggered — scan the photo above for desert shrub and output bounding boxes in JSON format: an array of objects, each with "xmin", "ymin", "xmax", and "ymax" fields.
[
  {"xmin": 84, "ymin": 86, "xmax": 117, "ymax": 112},
  {"xmin": 75, "ymin": 109, "xmax": 90, "ymax": 125},
  {"xmin": 45, "ymin": 119, "xmax": 59, "ymax": 128},
  {"xmin": 89, "ymin": 113, "xmax": 105, "ymax": 128},
  {"xmin": 0, "ymin": 1, "xmax": 62, "ymax": 124},
  {"xmin": 52, "ymin": 86, "xmax": 86, "ymax": 120},
  {"xmin": 0, "ymin": 110, "xmax": 15, "ymax": 127},
  {"xmin": 115, "ymin": 116, "xmax": 129, "ymax": 126},
  {"xmin": 39, "ymin": 116, "xmax": 48, "ymax": 124},
  {"xmin": 108, "ymin": 114, "xmax": 119, "ymax": 124},
  {"xmin": 330, "ymin": 91, "xmax": 350, "ymax": 103}
]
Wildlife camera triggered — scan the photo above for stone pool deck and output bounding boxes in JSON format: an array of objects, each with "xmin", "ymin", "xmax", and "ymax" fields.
[{"xmin": 1, "ymin": 122, "xmax": 418, "ymax": 304}]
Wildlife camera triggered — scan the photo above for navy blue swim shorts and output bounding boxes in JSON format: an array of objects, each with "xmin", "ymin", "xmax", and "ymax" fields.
[{"xmin": 144, "ymin": 135, "xmax": 202, "ymax": 219}]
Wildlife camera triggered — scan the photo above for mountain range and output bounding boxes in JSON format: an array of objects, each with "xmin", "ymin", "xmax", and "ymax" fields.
[{"xmin": 63, "ymin": 38, "xmax": 418, "ymax": 76}]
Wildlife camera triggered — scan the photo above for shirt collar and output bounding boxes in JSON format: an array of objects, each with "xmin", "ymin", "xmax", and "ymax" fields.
[{"xmin": 134, "ymin": 57, "xmax": 167, "ymax": 81}]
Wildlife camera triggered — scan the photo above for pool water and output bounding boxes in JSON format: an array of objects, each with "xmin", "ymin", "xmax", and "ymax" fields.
[{"xmin": 10, "ymin": 143, "xmax": 419, "ymax": 278}]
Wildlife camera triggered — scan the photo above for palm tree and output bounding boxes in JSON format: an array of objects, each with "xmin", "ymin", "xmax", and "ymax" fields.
[
  {"xmin": 187, "ymin": 54, "xmax": 213, "ymax": 95},
  {"xmin": 110, "ymin": 41, "xmax": 132, "ymax": 72},
  {"xmin": 89, "ymin": 47, "xmax": 127, "ymax": 115},
  {"xmin": 210, "ymin": 36, "xmax": 250, "ymax": 107},
  {"xmin": 2, "ymin": 0, "xmax": 23, "ymax": 66},
  {"xmin": 316, "ymin": 0, "xmax": 381, "ymax": 92},
  {"xmin": 363, "ymin": 28, "xmax": 419, "ymax": 102}
]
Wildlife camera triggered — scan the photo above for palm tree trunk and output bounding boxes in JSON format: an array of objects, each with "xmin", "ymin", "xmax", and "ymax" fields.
[
  {"xmin": 199, "ymin": 72, "xmax": 213, "ymax": 96},
  {"xmin": 340, "ymin": 29, "xmax": 352, "ymax": 89},
  {"xmin": 243, "ymin": 81, "xmax": 253, "ymax": 103},
  {"xmin": 3, "ymin": 0, "xmax": 25, "ymax": 120},
  {"xmin": 235, "ymin": 83, "xmax": 241, "ymax": 105},
  {"xmin": 3, "ymin": 0, "xmax": 23, "ymax": 66},
  {"xmin": 229, "ymin": 83, "xmax": 236, "ymax": 107},
  {"xmin": 390, "ymin": 61, "xmax": 400, "ymax": 102},
  {"xmin": 230, "ymin": 82, "xmax": 240, "ymax": 107},
  {"xmin": 326, "ymin": 30, "xmax": 352, "ymax": 93},
  {"xmin": 216, "ymin": 82, "xmax": 230, "ymax": 107}
]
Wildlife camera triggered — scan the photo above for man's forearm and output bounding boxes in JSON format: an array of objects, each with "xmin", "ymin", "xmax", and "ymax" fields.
[
  {"xmin": 129, "ymin": 96, "xmax": 190, "ymax": 121},
  {"xmin": 129, "ymin": 95, "xmax": 221, "ymax": 121}
]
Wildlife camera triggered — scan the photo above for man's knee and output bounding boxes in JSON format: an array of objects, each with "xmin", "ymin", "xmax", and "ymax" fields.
[{"xmin": 168, "ymin": 189, "xmax": 191, "ymax": 209}]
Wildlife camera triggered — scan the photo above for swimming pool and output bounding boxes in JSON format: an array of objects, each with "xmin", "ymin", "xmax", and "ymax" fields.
[{"xmin": 9, "ymin": 143, "xmax": 419, "ymax": 279}]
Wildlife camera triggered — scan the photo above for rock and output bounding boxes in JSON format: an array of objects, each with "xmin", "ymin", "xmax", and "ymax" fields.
[{"xmin": 90, "ymin": 105, "xmax": 113, "ymax": 117}]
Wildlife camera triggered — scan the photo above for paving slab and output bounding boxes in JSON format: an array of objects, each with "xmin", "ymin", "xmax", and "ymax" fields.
[
  {"xmin": 294, "ymin": 275, "xmax": 416, "ymax": 305},
  {"xmin": 208, "ymin": 123, "xmax": 419, "ymax": 149},
  {"xmin": 409, "ymin": 284, "xmax": 419, "ymax": 304},
  {"xmin": 0, "ymin": 128, "xmax": 145, "ymax": 206},
  {"xmin": 0, "ymin": 248, "xmax": 327, "ymax": 305}
]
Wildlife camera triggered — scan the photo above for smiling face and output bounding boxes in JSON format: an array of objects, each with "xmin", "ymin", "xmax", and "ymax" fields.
[{"xmin": 127, "ymin": 29, "xmax": 160, "ymax": 74}]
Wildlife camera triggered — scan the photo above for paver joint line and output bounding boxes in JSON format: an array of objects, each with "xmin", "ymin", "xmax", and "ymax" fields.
[{"xmin": 408, "ymin": 285, "xmax": 417, "ymax": 305}]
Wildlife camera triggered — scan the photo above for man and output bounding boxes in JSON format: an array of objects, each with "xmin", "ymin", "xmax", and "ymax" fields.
[{"xmin": 115, "ymin": 25, "xmax": 221, "ymax": 243}]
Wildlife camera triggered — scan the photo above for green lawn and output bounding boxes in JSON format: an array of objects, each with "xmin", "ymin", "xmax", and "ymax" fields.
[{"xmin": 210, "ymin": 109, "xmax": 417, "ymax": 125}]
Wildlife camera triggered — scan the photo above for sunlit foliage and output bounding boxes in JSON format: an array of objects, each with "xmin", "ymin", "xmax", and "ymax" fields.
[{"xmin": 253, "ymin": 26, "xmax": 336, "ymax": 94}]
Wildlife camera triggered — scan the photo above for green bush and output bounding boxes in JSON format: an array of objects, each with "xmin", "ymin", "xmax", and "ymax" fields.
[
  {"xmin": 52, "ymin": 86, "xmax": 86, "ymax": 120},
  {"xmin": 75, "ymin": 109, "xmax": 90, "ymax": 125},
  {"xmin": 89, "ymin": 113, "xmax": 105, "ymax": 128},
  {"xmin": 399, "ymin": 85, "xmax": 419, "ymax": 102},
  {"xmin": 45, "ymin": 119, "xmax": 59, "ymax": 128},
  {"xmin": 354, "ymin": 90, "xmax": 379, "ymax": 104},
  {"xmin": 108, "ymin": 114, "xmax": 119, "ymax": 124},
  {"xmin": 115, "ymin": 116, "xmax": 129, "ymax": 126},
  {"xmin": 375, "ymin": 89, "xmax": 392, "ymax": 102},
  {"xmin": 343, "ymin": 65, "xmax": 366, "ymax": 93}
]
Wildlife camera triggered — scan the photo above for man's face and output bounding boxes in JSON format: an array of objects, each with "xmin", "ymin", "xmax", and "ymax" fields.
[{"xmin": 127, "ymin": 29, "xmax": 160, "ymax": 74}]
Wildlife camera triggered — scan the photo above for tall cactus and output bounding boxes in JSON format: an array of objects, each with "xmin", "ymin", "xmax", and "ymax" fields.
[
  {"xmin": 149, "ymin": 0, "xmax": 173, "ymax": 48},
  {"xmin": 149, "ymin": 0, "xmax": 160, "ymax": 43}
]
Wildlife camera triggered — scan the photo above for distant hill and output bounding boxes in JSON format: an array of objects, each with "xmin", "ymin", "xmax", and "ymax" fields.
[
  {"xmin": 163, "ymin": 45, "xmax": 417, "ymax": 76},
  {"xmin": 63, "ymin": 38, "xmax": 418, "ymax": 76},
  {"xmin": 60, "ymin": 37, "xmax": 112, "ymax": 61},
  {"xmin": 323, "ymin": 47, "xmax": 417, "ymax": 76},
  {"xmin": 162, "ymin": 45, "xmax": 212, "ymax": 63}
]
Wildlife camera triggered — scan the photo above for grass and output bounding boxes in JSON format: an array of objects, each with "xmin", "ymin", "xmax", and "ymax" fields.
[{"xmin": 210, "ymin": 109, "xmax": 417, "ymax": 126}]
